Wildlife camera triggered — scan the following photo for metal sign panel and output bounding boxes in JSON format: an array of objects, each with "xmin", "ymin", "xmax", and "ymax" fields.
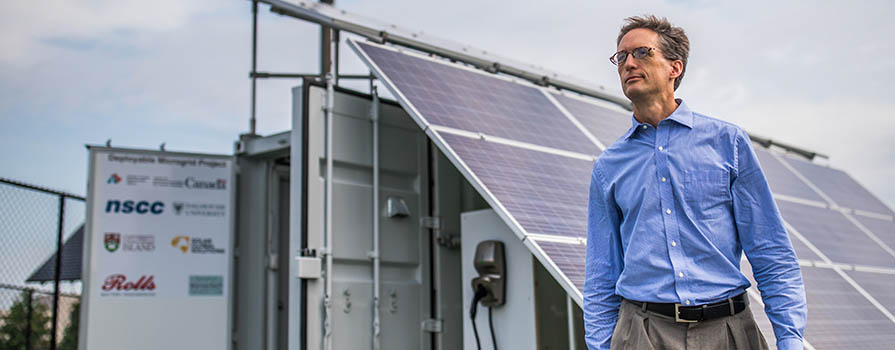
[{"xmin": 80, "ymin": 147, "xmax": 234, "ymax": 350}]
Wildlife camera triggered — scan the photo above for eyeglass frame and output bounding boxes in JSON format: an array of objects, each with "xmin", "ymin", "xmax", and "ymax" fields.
[{"xmin": 609, "ymin": 46, "xmax": 659, "ymax": 66}]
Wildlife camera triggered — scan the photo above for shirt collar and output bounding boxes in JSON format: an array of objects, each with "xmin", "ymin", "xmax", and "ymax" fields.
[{"xmin": 623, "ymin": 99, "xmax": 693, "ymax": 141}]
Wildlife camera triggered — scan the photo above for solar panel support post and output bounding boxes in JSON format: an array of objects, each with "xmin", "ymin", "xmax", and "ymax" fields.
[
  {"xmin": 334, "ymin": 29, "xmax": 341, "ymax": 85},
  {"xmin": 249, "ymin": 0, "xmax": 259, "ymax": 135},
  {"xmin": 427, "ymin": 143, "xmax": 442, "ymax": 350},
  {"xmin": 322, "ymin": 24, "xmax": 336, "ymax": 350},
  {"xmin": 50, "ymin": 194, "xmax": 65, "ymax": 350},
  {"xmin": 370, "ymin": 86, "xmax": 382, "ymax": 350},
  {"xmin": 319, "ymin": 0, "xmax": 334, "ymax": 77}
]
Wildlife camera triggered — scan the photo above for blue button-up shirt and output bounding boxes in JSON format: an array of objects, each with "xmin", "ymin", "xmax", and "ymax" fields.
[{"xmin": 583, "ymin": 100, "xmax": 806, "ymax": 350}]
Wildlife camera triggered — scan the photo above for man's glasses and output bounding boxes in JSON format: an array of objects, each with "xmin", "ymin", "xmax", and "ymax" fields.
[{"xmin": 609, "ymin": 46, "xmax": 656, "ymax": 66}]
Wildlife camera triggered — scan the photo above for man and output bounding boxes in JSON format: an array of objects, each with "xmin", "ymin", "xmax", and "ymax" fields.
[{"xmin": 583, "ymin": 15, "xmax": 807, "ymax": 350}]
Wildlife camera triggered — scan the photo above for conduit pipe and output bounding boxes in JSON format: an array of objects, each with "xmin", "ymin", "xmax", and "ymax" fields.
[
  {"xmin": 370, "ymin": 86, "xmax": 381, "ymax": 350},
  {"xmin": 323, "ymin": 28, "xmax": 336, "ymax": 350}
]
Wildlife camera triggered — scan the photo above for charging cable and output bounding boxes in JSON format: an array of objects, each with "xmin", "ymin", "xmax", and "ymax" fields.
[
  {"xmin": 488, "ymin": 307, "xmax": 498, "ymax": 350},
  {"xmin": 470, "ymin": 286, "xmax": 487, "ymax": 350},
  {"xmin": 470, "ymin": 285, "xmax": 498, "ymax": 350}
]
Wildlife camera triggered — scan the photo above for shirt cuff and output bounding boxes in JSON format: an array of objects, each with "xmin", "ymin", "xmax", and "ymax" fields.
[{"xmin": 777, "ymin": 337, "xmax": 803, "ymax": 350}]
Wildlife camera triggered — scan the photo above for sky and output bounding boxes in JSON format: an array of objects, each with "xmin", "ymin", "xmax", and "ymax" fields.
[{"xmin": 1, "ymin": 0, "xmax": 893, "ymax": 210}]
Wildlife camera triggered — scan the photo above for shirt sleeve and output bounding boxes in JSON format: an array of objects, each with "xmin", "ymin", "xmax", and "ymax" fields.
[
  {"xmin": 584, "ymin": 160, "xmax": 625, "ymax": 350},
  {"xmin": 731, "ymin": 128, "xmax": 807, "ymax": 350}
]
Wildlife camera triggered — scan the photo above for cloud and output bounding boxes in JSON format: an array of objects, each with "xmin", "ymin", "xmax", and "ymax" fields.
[{"xmin": 0, "ymin": 0, "xmax": 210, "ymax": 65}]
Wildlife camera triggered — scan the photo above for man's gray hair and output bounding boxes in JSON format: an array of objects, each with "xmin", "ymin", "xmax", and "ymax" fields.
[{"xmin": 617, "ymin": 15, "xmax": 690, "ymax": 91}]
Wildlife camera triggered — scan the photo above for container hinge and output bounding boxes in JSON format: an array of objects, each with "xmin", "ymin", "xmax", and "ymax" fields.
[
  {"xmin": 421, "ymin": 319, "xmax": 443, "ymax": 333},
  {"xmin": 436, "ymin": 233, "xmax": 461, "ymax": 249},
  {"xmin": 421, "ymin": 216, "xmax": 441, "ymax": 230}
]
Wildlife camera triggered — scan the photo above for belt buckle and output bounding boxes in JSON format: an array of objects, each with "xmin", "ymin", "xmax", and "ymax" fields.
[{"xmin": 674, "ymin": 303, "xmax": 698, "ymax": 323}]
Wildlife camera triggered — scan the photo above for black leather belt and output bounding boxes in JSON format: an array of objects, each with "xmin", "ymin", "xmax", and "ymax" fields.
[{"xmin": 626, "ymin": 292, "xmax": 748, "ymax": 323}]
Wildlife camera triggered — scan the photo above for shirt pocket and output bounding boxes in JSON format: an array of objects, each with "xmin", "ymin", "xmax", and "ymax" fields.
[{"xmin": 683, "ymin": 168, "xmax": 731, "ymax": 219}]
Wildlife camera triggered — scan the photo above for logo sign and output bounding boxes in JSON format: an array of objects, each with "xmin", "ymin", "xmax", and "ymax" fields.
[
  {"xmin": 191, "ymin": 238, "xmax": 225, "ymax": 254},
  {"xmin": 184, "ymin": 177, "xmax": 227, "ymax": 190},
  {"xmin": 151, "ymin": 177, "xmax": 227, "ymax": 190},
  {"xmin": 189, "ymin": 275, "xmax": 223, "ymax": 296},
  {"xmin": 123, "ymin": 235, "xmax": 155, "ymax": 252},
  {"xmin": 169, "ymin": 202, "xmax": 225, "ymax": 217},
  {"xmin": 104, "ymin": 233, "xmax": 121, "ymax": 252},
  {"xmin": 105, "ymin": 200, "xmax": 164, "ymax": 215},
  {"xmin": 170, "ymin": 236, "xmax": 225, "ymax": 254},
  {"xmin": 87, "ymin": 149, "xmax": 233, "ymax": 348},
  {"xmin": 171, "ymin": 236, "xmax": 190, "ymax": 253},
  {"xmin": 107, "ymin": 173, "xmax": 122, "ymax": 184},
  {"xmin": 100, "ymin": 274, "xmax": 157, "ymax": 297}
]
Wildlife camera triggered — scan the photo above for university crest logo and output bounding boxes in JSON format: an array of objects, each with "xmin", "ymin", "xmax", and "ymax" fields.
[{"xmin": 104, "ymin": 233, "xmax": 121, "ymax": 252}]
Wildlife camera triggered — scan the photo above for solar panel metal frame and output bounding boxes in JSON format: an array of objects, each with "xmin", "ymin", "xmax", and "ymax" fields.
[
  {"xmin": 349, "ymin": 38, "xmax": 601, "ymax": 155},
  {"xmin": 788, "ymin": 156, "xmax": 895, "ymax": 216},
  {"xmin": 754, "ymin": 147, "xmax": 829, "ymax": 205},
  {"xmin": 434, "ymin": 130, "xmax": 593, "ymax": 239},
  {"xmin": 356, "ymin": 41, "xmax": 602, "ymax": 155},
  {"xmin": 782, "ymin": 219, "xmax": 895, "ymax": 325},
  {"xmin": 549, "ymin": 92, "xmax": 634, "ymax": 148},
  {"xmin": 774, "ymin": 150, "xmax": 895, "ymax": 219},
  {"xmin": 772, "ymin": 150, "xmax": 895, "ymax": 266},
  {"xmin": 349, "ymin": 37, "xmax": 594, "ymax": 305},
  {"xmin": 777, "ymin": 201, "xmax": 895, "ymax": 268},
  {"xmin": 797, "ymin": 266, "xmax": 895, "ymax": 349}
]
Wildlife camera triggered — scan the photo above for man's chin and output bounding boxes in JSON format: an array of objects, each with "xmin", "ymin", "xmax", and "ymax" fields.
[{"xmin": 623, "ymin": 86, "xmax": 648, "ymax": 101}]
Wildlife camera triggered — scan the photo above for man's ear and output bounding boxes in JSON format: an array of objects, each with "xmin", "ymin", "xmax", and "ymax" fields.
[{"xmin": 669, "ymin": 60, "xmax": 684, "ymax": 79}]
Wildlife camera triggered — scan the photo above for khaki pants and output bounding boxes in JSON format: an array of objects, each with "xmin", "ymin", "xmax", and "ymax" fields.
[{"xmin": 610, "ymin": 299, "xmax": 769, "ymax": 350}]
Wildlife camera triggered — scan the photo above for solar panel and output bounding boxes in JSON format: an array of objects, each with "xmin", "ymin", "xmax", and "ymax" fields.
[
  {"xmin": 353, "ymin": 40, "xmax": 599, "ymax": 156},
  {"xmin": 778, "ymin": 201, "xmax": 895, "ymax": 268},
  {"xmin": 532, "ymin": 240, "xmax": 586, "ymax": 291},
  {"xmin": 800, "ymin": 266, "xmax": 895, "ymax": 350},
  {"xmin": 787, "ymin": 230, "xmax": 823, "ymax": 262},
  {"xmin": 754, "ymin": 148, "xmax": 826, "ymax": 203},
  {"xmin": 550, "ymin": 93, "xmax": 631, "ymax": 148},
  {"xmin": 435, "ymin": 131, "xmax": 594, "ymax": 238},
  {"xmin": 782, "ymin": 156, "xmax": 894, "ymax": 216},
  {"xmin": 853, "ymin": 215, "xmax": 895, "ymax": 253},
  {"xmin": 844, "ymin": 270, "xmax": 895, "ymax": 311}
]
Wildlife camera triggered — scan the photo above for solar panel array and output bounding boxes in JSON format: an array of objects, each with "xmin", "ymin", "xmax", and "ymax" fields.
[{"xmin": 349, "ymin": 38, "xmax": 895, "ymax": 349}]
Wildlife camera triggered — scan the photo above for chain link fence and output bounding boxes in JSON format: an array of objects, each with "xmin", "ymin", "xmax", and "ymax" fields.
[{"xmin": 0, "ymin": 178, "xmax": 84, "ymax": 350}]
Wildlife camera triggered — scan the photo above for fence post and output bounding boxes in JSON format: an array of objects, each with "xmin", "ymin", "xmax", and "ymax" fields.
[
  {"xmin": 25, "ymin": 289, "xmax": 33, "ymax": 350},
  {"xmin": 51, "ymin": 194, "xmax": 65, "ymax": 350}
]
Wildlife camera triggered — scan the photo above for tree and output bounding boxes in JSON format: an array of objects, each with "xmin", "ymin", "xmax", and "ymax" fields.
[
  {"xmin": 0, "ymin": 290, "xmax": 51, "ymax": 350},
  {"xmin": 57, "ymin": 301, "xmax": 79, "ymax": 350}
]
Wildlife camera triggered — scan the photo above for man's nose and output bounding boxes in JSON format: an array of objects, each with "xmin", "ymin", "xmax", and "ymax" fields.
[{"xmin": 621, "ymin": 55, "xmax": 638, "ymax": 70}]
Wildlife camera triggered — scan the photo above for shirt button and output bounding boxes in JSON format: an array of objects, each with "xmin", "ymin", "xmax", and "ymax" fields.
[
  {"xmin": 671, "ymin": 241, "xmax": 677, "ymax": 247},
  {"xmin": 665, "ymin": 209, "xmax": 671, "ymax": 215},
  {"xmin": 661, "ymin": 177, "xmax": 667, "ymax": 183},
  {"xmin": 678, "ymin": 272, "xmax": 684, "ymax": 278},
  {"xmin": 658, "ymin": 146, "xmax": 663, "ymax": 151},
  {"xmin": 685, "ymin": 300, "xmax": 691, "ymax": 305},
  {"xmin": 641, "ymin": 125, "xmax": 647, "ymax": 129}
]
